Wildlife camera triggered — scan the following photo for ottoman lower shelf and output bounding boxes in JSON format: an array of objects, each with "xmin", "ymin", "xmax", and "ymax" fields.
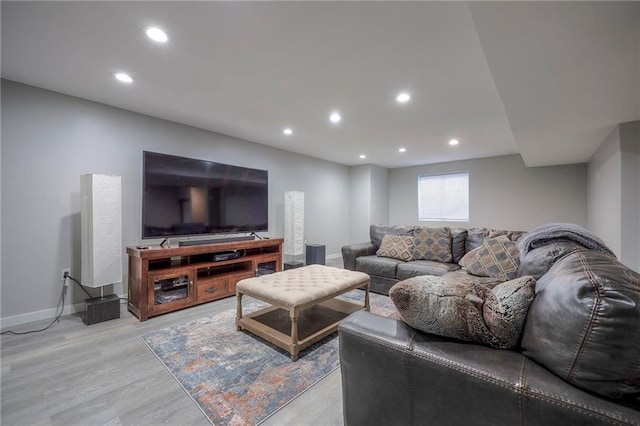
[{"xmin": 237, "ymin": 298, "xmax": 366, "ymax": 361}]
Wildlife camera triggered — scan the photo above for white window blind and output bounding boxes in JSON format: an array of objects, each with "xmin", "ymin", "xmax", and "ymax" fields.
[{"xmin": 418, "ymin": 172, "xmax": 469, "ymax": 221}]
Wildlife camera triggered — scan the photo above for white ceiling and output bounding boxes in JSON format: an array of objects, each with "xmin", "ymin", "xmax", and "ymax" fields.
[{"xmin": 2, "ymin": 1, "xmax": 638, "ymax": 169}]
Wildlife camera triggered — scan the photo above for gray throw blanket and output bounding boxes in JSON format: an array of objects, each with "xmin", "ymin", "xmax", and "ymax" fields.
[{"xmin": 517, "ymin": 223, "xmax": 616, "ymax": 259}]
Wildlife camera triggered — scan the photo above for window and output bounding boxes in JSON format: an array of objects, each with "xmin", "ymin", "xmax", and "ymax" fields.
[{"xmin": 418, "ymin": 172, "xmax": 469, "ymax": 221}]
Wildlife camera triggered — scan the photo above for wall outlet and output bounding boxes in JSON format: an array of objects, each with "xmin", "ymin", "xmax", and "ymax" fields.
[{"xmin": 61, "ymin": 268, "xmax": 71, "ymax": 285}]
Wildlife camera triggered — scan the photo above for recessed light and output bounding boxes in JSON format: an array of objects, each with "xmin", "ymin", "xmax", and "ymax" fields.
[
  {"xmin": 398, "ymin": 147, "xmax": 407, "ymax": 153},
  {"xmin": 359, "ymin": 154, "xmax": 366, "ymax": 159},
  {"xmin": 283, "ymin": 128, "xmax": 293, "ymax": 135},
  {"xmin": 396, "ymin": 92, "xmax": 411, "ymax": 103},
  {"xmin": 329, "ymin": 112, "xmax": 342, "ymax": 123},
  {"xmin": 114, "ymin": 72, "xmax": 133, "ymax": 84},
  {"xmin": 146, "ymin": 27, "xmax": 168, "ymax": 43},
  {"xmin": 449, "ymin": 139, "xmax": 460, "ymax": 146}
]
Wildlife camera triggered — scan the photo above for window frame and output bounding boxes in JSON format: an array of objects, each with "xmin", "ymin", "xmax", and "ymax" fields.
[{"xmin": 417, "ymin": 171, "xmax": 469, "ymax": 222}]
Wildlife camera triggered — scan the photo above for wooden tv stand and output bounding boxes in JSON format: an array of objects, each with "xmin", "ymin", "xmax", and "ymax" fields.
[{"xmin": 126, "ymin": 238, "xmax": 283, "ymax": 321}]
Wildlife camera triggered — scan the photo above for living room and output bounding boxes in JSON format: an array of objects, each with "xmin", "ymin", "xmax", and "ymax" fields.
[{"xmin": 2, "ymin": 1, "xmax": 639, "ymax": 425}]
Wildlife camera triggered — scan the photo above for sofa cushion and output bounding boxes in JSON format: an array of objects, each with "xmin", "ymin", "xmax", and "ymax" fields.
[
  {"xmin": 389, "ymin": 274, "xmax": 536, "ymax": 349},
  {"xmin": 442, "ymin": 270, "xmax": 506, "ymax": 288},
  {"xmin": 466, "ymin": 228, "xmax": 526, "ymax": 253},
  {"xmin": 459, "ymin": 236, "xmax": 520, "ymax": 281},
  {"xmin": 376, "ymin": 234, "xmax": 414, "ymax": 261},
  {"xmin": 356, "ymin": 255, "xmax": 402, "ymax": 279},
  {"xmin": 370, "ymin": 224, "xmax": 415, "ymax": 248},
  {"xmin": 397, "ymin": 260, "xmax": 461, "ymax": 280},
  {"xmin": 412, "ymin": 227, "xmax": 452, "ymax": 262},
  {"xmin": 451, "ymin": 228, "xmax": 468, "ymax": 263},
  {"xmin": 517, "ymin": 240, "xmax": 584, "ymax": 279},
  {"xmin": 466, "ymin": 228, "xmax": 495, "ymax": 252},
  {"xmin": 521, "ymin": 250, "xmax": 640, "ymax": 398}
]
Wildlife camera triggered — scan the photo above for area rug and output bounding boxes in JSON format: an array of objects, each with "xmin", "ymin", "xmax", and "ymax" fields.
[{"xmin": 141, "ymin": 290, "xmax": 397, "ymax": 425}]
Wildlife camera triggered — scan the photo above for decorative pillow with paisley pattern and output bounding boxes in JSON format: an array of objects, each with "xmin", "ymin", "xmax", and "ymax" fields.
[{"xmin": 376, "ymin": 234, "xmax": 414, "ymax": 262}]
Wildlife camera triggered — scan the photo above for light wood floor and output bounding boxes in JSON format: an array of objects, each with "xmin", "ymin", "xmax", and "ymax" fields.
[{"xmin": 1, "ymin": 294, "xmax": 344, "ymax": 426}]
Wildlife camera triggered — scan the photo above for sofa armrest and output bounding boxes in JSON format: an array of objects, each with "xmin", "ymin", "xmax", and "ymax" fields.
[
  {"xmin": 338, "ymin": 311, "xmax": 416, "ymax": 425},
  {"xmin": 341, "ymin": 242, "xmax": 377, "ymax": 271},
  {"xmin": 339, "ymin": 311, "xmax": 640, "ymax": 426}
]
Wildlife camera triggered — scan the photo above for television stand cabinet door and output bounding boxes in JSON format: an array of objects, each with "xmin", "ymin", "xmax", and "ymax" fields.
[
  {"xmin": 147, "ymin": 268, "xmax": 194, "ymax": 317},
  {"xmin": 126, "ymin": 238, "xmax": 283, "ymax": 321}
]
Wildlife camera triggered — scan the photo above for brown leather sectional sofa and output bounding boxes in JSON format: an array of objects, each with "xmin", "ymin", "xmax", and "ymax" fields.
[{"xmin": 339, "ymin": 226, "xmax": 640, "ymax": 425}]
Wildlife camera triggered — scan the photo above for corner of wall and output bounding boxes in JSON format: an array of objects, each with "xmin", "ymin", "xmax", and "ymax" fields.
[
  {"xmin": 348, "ymin": 164, "xmax": 391, "ymax": 243},
  {"xmin": 619, "ymin": 120, "xmax": 640, "ymax": 271},
  {"xmin": 586, "ymin": 120, "xmax": 640, "ymax": 272}
]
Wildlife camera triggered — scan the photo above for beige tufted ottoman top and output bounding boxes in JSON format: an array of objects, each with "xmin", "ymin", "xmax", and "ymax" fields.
[{"xmin": 236, "ymin": 264, "xmax": 370, "ymax": 308}]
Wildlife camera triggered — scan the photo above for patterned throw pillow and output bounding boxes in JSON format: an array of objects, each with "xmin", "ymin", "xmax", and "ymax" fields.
[
  {"xmin": 376, "ymin": 234, "xmax": 414, "ymax": 261},
  {"xmin": 389, "ymin": 274, "xmax": 536, "ymax": 349},
  {"xmin": 460, "ymin": 236, "xmax": 520, "ymax": 281},
  {"xmin": 413, "ymin": 227, "xmax": 452, "ymax": 262}
]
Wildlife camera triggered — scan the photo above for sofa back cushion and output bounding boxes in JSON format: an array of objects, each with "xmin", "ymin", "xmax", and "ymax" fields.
[
  {"xmin": 370, "ymin": 224, "xmax": 415, "ymax": 248},
  {"xmin": 517, "ymin": 240, "xmax": 584, "ymax": 280},
  {"xmin": 466, "ymin": 228, "xmax": 526, "ymax": 253},
  {"xmin": 412, "ymin": 227, "xmax": 452, "ymax": 262},
  {"xmin": 451, "ymin": 228, "xmax": 468, "ymax": 263},
  {"xmin": 521, "ymin": 250, "xmax": 640, "ymax": 398}
]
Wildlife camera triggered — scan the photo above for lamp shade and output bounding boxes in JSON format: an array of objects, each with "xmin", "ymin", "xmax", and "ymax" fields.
[
  {"xmin": 81, "ymin": 174, "xmax": 122, "ymax": 288},
  {"xmin": 284, "ymin": 191, "xmax": 304, "ymax": 257}
]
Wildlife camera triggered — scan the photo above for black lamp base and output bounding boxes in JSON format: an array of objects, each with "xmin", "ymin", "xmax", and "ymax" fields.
[{"xmin": 84, "ymin": 294, "xmax": 120, "ymax": 325}]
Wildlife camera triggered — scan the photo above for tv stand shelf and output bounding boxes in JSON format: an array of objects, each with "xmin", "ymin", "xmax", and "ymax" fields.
[{"xmin": 127, "ymin": 238, "xmax": 283, "ymax": 321}]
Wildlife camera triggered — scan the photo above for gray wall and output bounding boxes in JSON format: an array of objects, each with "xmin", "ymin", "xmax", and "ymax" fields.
[
  {"xmin": 348, "ymin": 165, "xmax": 371, "ymax": 244},
  {"xmin": 1, "ymin": 80, "xmax": 351, "ymax": 321},
  {"xmin": 588, "ymin": 121, "xmax": 640, "ymax": 272},
  {"xmin": 587, "ymin": 126, "xmax": 622, "ymax": 255},
  {"xmin": 369, "ymin": 165, "xmax": 389, "ymax": 225},
  {"xmin": 389, "ymin": 154, "xmax": 587, "ymax": 231},
  {"xmin": 348, "ymin": 164, "xmax": 389, "ymax": 243},
  {"xmin": 620, "ymin": 121, "xmax": 640, "ymax": 271}
]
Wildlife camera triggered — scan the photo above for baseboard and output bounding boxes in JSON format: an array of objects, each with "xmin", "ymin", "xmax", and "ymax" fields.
[
  {"xmin": 0, "ymin": 293, "xmax": 126, "ymax": 329},
  {"xmin": 325, "ymin": 252, "xmax": 343, "ymax": 268},
  {"xmin": 326, "ymin": 252, "xmax": 341, "ymax": 261}
]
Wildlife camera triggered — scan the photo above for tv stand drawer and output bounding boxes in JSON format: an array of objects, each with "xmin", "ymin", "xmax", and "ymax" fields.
[
  {"xmin": 197, "ymin": 279, "xmax": 228, "ymax": 301},
  {"xmin": 227, "ymin": 271, "xmax": 255, "ymax": 294}
]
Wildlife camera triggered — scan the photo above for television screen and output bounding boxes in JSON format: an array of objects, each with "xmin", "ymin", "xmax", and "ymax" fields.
[{"xmin": 142, "ymin": 151, "xmax": 268, "ymax": 239}]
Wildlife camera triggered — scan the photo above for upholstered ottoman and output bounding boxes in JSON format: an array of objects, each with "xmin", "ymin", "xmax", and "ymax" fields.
[{"xmin": 236, "ymin": 264, "xmax": 370, "ymax": 361}]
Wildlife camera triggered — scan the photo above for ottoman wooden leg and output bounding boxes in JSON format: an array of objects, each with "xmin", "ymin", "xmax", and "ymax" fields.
[
  {"xmin": 364, "ymin": 284, "xmax": 370, "ymax": 312},
  {"xmin": 290, "ymin": 307, "xmax": 299, "ymax": 361},
  {"xmin": 236, "ymin": 293, "xmax": 243, "ymax": 331}
]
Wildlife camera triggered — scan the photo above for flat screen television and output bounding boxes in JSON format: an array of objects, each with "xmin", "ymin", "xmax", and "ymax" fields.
[{"xmin": 142, "ymin": 151, "xmax": 268, "ymax": 239}]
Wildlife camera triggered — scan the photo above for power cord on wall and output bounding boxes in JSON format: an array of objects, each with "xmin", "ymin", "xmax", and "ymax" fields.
[
  {"xmin": 0, "ymin": 272, "xmax": 127, "ymax": 335},
  {"xmin": 1, "ymin": 278, "xmax": 67, "ymax": 336},
  {"xmin": 66, "ymin": 273, "xmax": 93, "ymax": 299},
  {"xmin": 67, "ymin": 274, "xmax": 127, "ymax": 303}
]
